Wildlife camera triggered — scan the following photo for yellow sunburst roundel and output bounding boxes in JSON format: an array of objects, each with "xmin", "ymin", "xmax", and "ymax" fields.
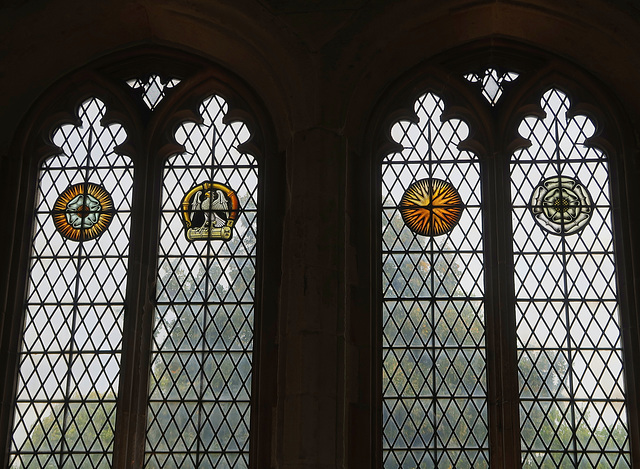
[
  {"xmin": 400, "ymin": 178, "xmax": 463, "ymax": 236},
  {"xmin": 52, "ymin": 183, "xmax": 114, "ymax": 241}
]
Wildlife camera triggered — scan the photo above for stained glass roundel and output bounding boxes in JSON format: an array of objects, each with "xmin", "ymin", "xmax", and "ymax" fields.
[
  {"xmin": 399, "ymin": 178, "xmax": 464, "ymax": 236},
  {"xmin": 181, "ymin": 181, "xmax": 240, "ymax": 241},
  {"xmin": 530, "ymin": 175, "xmax": 593, "ymax": 235},
  {"xmin": 52, "ymin": 182, "xmax": 114, "ymax": 240}
]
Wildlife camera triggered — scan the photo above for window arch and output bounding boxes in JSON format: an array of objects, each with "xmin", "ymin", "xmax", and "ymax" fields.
[
  {"xmin": 511, "ymin": 88, "xmax": 630, "ymax": 467},
  {"xmin": 380, "ymin": 92, "xmax": 488, "ymax": 468},
  {"xmin": 375, "ymin": 57, "xmax": 636, "ymax": 468},
  {"xmin": 9, "ymin": 96, "xmax": 134, "ymax": 468},
  {"xmin": 144, "ymin": 94, "xmax": 259, "ymax": 467},
  {"xmin": 2, "ymin": 51, "xmax": 278, "ymax": 469}
]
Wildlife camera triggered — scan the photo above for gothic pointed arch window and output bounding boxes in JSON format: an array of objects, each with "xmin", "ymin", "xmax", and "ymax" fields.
[
  {"xmin": 144, "ymin": 94, "xmax": 259, "ymax": 468},
  {"xmin": 8, "ymin": 96, "xmax": 134, "ymax": 469},
  {"xmin": 380, "ymin": 92, "xmax": 489, "ymax": 468},
  {"xmin": 376, "ymin": 58, "xmax": 636, "ymax": 468},
  {"xmin": 2, "ymin": 52, "xmax": 277, "ymax": 469},
  {"xmin": 511, "ymin": 88, "xmax": 630, "ymax": 468}
]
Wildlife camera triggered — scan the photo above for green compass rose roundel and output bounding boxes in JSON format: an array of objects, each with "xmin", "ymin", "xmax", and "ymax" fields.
[
  {"xmin": 530, "ymin": 176, "xmax": 593, "ymax": 235},
  {"xmin": 52, "ymin": 183, "xmax": 114, "ymax": 241},
  {"xmin": 399, "ymin": 178, "xmax": 464, "ymax": 237}
]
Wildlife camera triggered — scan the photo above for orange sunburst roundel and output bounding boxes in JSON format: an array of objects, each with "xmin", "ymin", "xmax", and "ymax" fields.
[
  {"xmin": 399, "ymin": 178, "xmax": 463, "ymax": 236},
  {"xmin": 52, "ymin": 183, "xmax": 114, "ymax": 241}
]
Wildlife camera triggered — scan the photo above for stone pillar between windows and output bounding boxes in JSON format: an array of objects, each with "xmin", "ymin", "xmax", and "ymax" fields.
[{"xmin": 277, "ymin": 127, "xmax": 346, "ymax": 469}]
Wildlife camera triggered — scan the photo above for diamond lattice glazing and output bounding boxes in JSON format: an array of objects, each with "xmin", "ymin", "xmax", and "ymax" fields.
[
  {"xmin": 381, "ymin": 93, "xmax": 488, "ymax": 468},
  {"xmin": 9, "ymin": 97, "xmax": 133, "ymax": 469},
  {"xmin": 511, "ymin": 88, "xmax": 630, "ymax": 468},
  {"xmin": 144, "ymin": 95, "xmax": 257, "ymax": 468}
]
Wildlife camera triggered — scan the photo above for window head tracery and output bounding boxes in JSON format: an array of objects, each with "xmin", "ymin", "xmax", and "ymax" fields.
[
  {"xmin": 464, "ymin": 67, "xmax": 519, "ymax": 105},
  {"xmin": 127, "ymin": 74, "xmax": 181, "ymax": 110}
]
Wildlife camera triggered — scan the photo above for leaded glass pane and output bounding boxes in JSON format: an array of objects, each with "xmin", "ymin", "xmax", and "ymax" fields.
[
  {"xmin": 9, "ymin": 97, "xmax": 133, "ymax": 469},
  {"xmin": 144, "ymin": 95, "xmax": 257, "ymax": 468},
  {"xmin": 381, "ymin": 93, "xmax": 488, "ymax": 468},
  {"xmin": 511, "ymin": 88, "xmax": 630, "ymax": 467}
]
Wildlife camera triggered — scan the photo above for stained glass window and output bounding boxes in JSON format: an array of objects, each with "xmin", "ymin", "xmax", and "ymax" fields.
[
  {"xmin": 144, "ymin": 95, "xmax": 258, "ymax": 468},
  {"xmin": 381, "ymin": 93, "xmax": 488, "ymax": 468},
  {"xmin": 9, "ymin": 97, "xmax": 133, "ymax": 468},
  {"xmin": 511, "ymin": 88, "xmax": 630, "ymax": 467}
]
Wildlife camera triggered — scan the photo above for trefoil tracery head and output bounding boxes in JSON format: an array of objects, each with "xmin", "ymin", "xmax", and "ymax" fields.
[
  {"xmin": 181, "ymin": 182, "xmax": 240, "ymax": 241},
  {"xmin": 464, "ymin": 68, "xmax": 519, "ymax": 105},
  {"xmin": 126, "ymin": 74, "xmax": 180, "ymax": 110}
]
